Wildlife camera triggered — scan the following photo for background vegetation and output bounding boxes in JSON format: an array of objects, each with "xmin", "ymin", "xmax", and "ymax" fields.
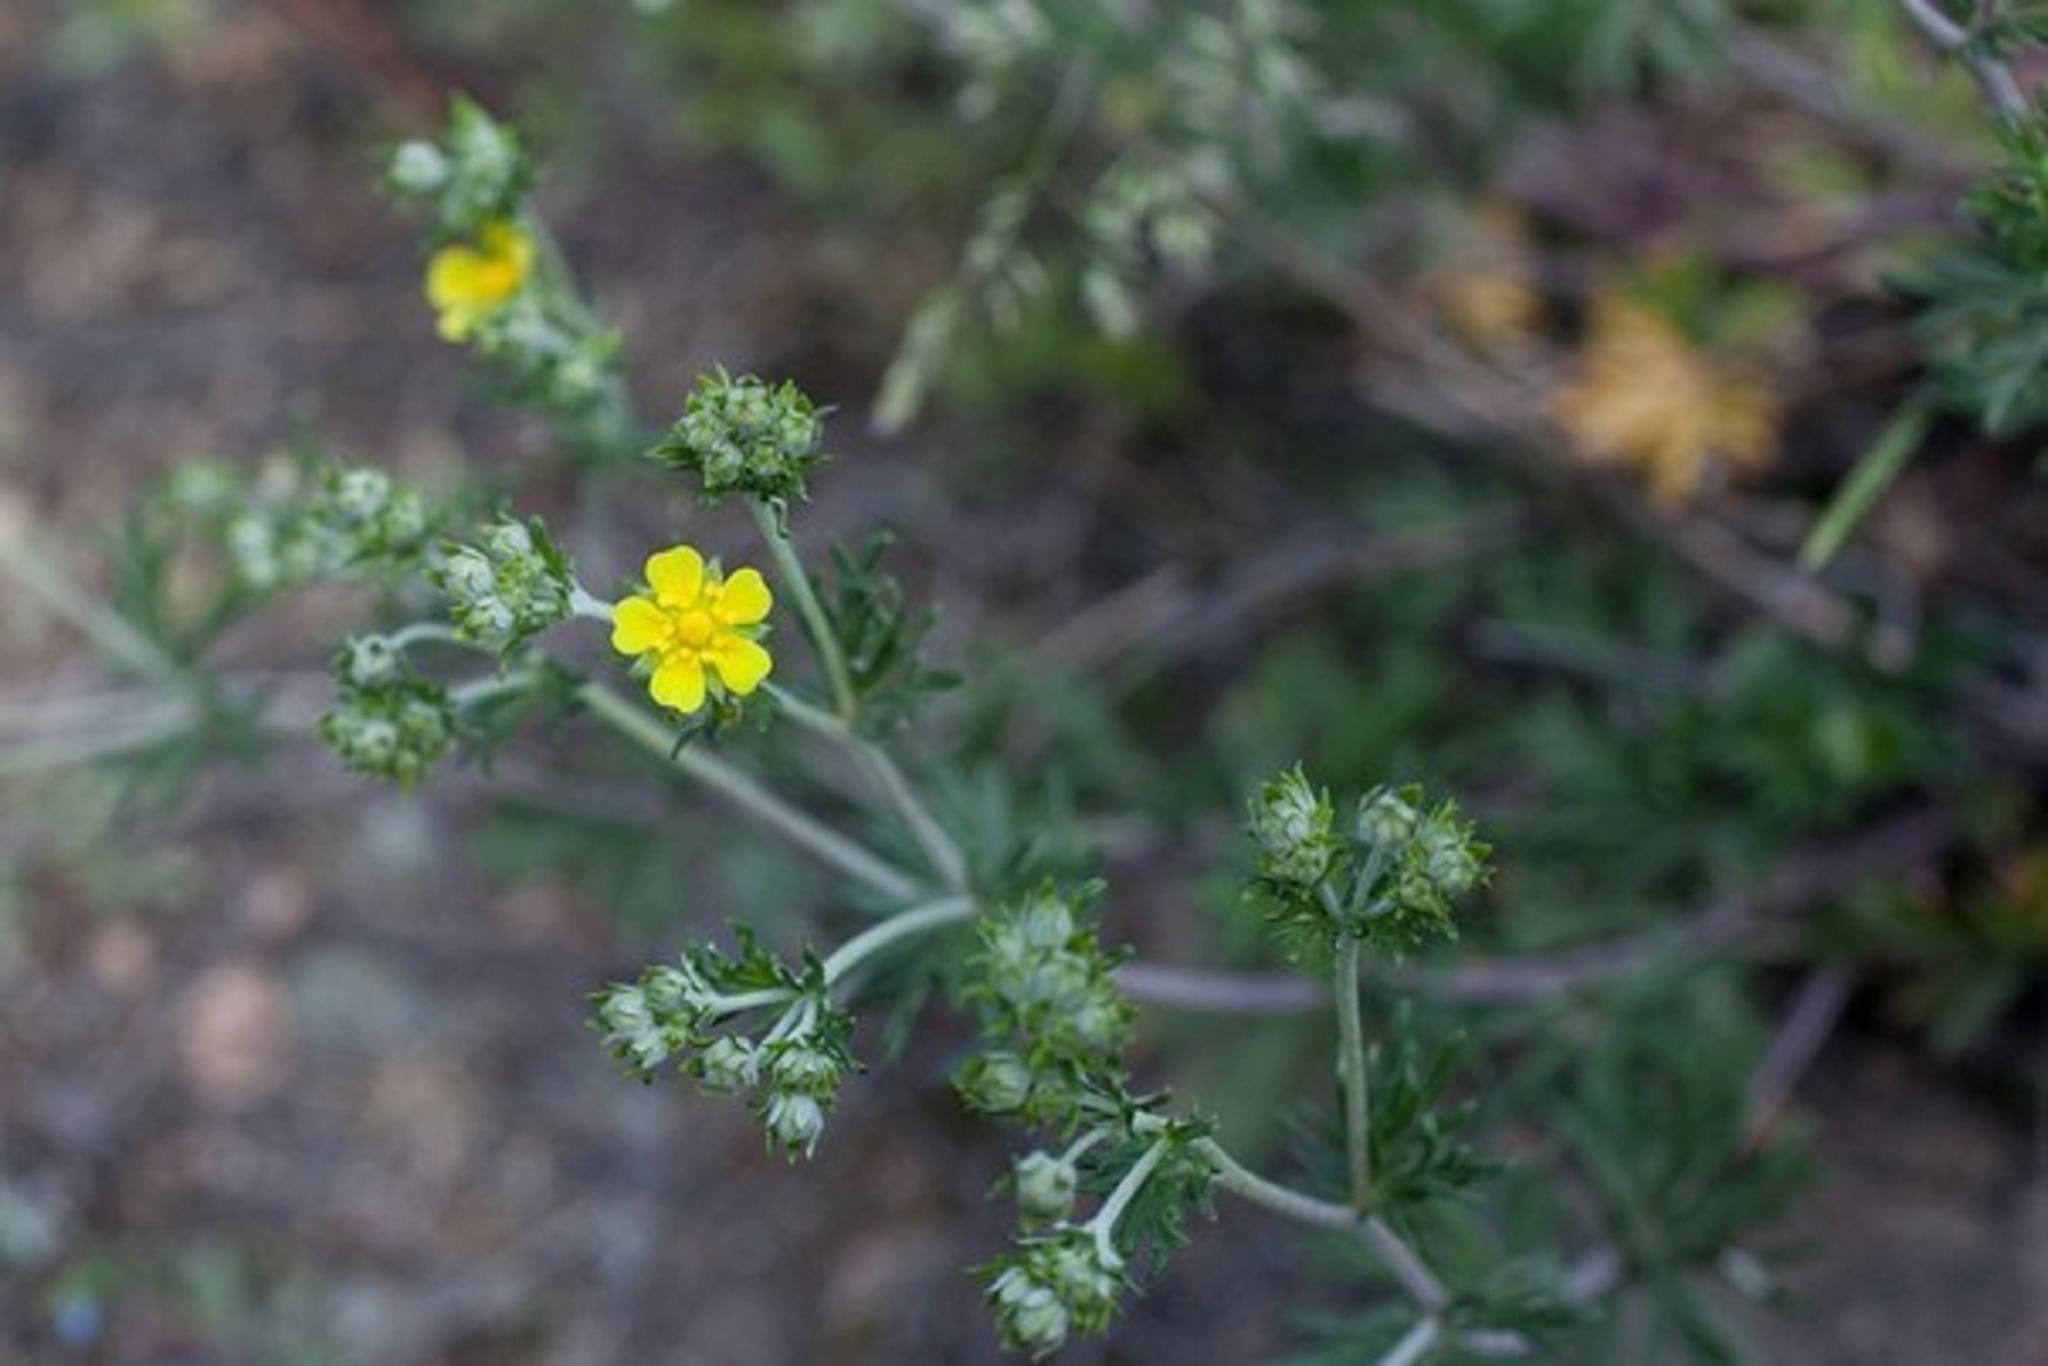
[{"xmin": 2, "ymin": 1, "xmax": 2045, "ymax": 1362}]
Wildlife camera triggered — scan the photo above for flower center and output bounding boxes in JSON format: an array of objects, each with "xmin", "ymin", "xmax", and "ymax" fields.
[{"xmin": 672, "ymin": 608, "xmax": 716, "ymax": 649}]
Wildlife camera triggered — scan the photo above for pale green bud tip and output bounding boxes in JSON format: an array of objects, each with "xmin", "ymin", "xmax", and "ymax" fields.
[
  {"xmin": 648, "ymin": 369, "xmax": 828, "ymax": 505},
  {"xmin": 767, "ymin": 1041, "xmax": 841, "ymax": 1095},
  {"xmin": 957, "ymin": 1050, "xmax": 1036, "ymax": 1115},
  {"xmin": 989, "ymin": 1269, "xmax": 1070, "ymax": 1357},
  {"xmin": 1013, "ymin": 1151, "xmax": 1078, "ymax": 1224},
  {"xmin": 1250, "ymin": 765, "xmax": 1338, "ymax": 886},
  {"xmin": 763, "ymin": 1091, "xmax": 827, "ymax": 1159},
  {"xmin": 340, "ymin": 634, "xmax": 402, "ymax": 689},
  {"xmin": 389, "ymin": 140, "xmax": 449, "ymax": 195},
  {"xmin": 696, "ymin": 1036, "xmax": 760, "ymax": 1092},
  {"xmin": 1356, "ymin": 786, "xmax": 1420, "ymax": 850}
]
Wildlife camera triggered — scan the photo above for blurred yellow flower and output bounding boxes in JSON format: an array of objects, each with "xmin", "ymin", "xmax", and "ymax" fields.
[
  {"xmin": 1436, "ymin": 204, "xmax": 1539, "ymax": 351},
  {"xmin": 610, "ymin": 545, "xmax": 774, "ymax": 715},
  {"xmin": 425, "ymin": 220, "xmax": 535, "ymax": 342},
  {"xmin": 1552, "ymin": 292, "xmax": 1778, "ymax": 505}
]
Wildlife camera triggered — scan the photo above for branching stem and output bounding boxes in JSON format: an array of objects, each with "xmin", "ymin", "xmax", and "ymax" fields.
[
  {"xmin": 770, "ymin": 683, "xmax": 971, "ymax": 891},
  {"xmin": 821, "ymin": 894, "xmax": 977, "ymax": 984},
  {"xmin": 578, "ymin": 679, "xmax": 923, "ymax": 902},
  {"xmin": 752, "ymin": 502, "xmax": 859, "ymax": 721},
  {"xmin": 1089, "ymin": 1137, "xmax": 1171, "ymax": 1263}
]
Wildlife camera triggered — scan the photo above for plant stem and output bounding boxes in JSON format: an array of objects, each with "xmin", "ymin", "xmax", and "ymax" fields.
[
  {"xmin": 1196, "ymin": 1138, "xmax": 1357, "ymax": 1229},
  {"xmin": 569, "ymin": 584, "xmax": 617, "ymax": 622},
  {"xmin": 752, "ymin": 502, "xmax": 858, "ymax": 721},
  {"xmin": 1335, "ymin": 935, "xmax": 1374, "ymax": 1209},
  {"xmin": 1899, "ymin": 0, "xmax": 2029, "ymax": 122},
  {"xmin": 0, "ymin": 524, "xmax": 190, "ymax": 688},
  {"xmin": 387, "ymin": 621, "xmax": 464, "ymax": 651},
  {"xmin": 1195, "ymin": 1138, "xmax": 1455, "ymax": 1317},
  {"xmin": 770, "ymin": 683, "xmax": 971, "ymax": 891},
  {"xmin": 577, "ymin": 679, "xmax": 923, "ymax": 902},
  {"xmin": 710, "ymin": 986, "xmax": 797, "ymax": 1018},
  {"xmin": 1089, "ymin": 1137, "xmax": 1171, "ymax": 1262},
  {"xmin": 821, "ymin": 893, "xmax": 976, "ymax": 984},
  {"xmin": 1377, "ymin": 1316, "xmax": 1441, "ymax": 1366},
  {"xmin": 450, "ymin": 673, "xmax": 537, "ymax": 709}
]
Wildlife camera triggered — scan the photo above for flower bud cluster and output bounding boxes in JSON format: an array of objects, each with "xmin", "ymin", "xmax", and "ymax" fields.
[
  {"xmin": 1250, "ymin": 764, "xmax": 1343, "ymax": 889},
  {"xmin": 649, "ymin": 369, "xmax": 827, "ymax": 506},
  {"xmin": 591, "ymin": 941, "xmax": 854, "ymax": 1161},
  {"xmin": 1249, "ymin": 769, "xmax": 1490, "ymax": 948},
  {"xmin": 226, "ymin": 465, "xmax": 430, "ymax": 594},
  {"xmin": 428, "ymin": 517, "xmax": 573, "ymax": 654},
  {"xmin": 1360, "ymin": 783, "xmax": 1489, "ymax": 942},
  {"xmin": 982, "ymin": 1227, "xmax": 1125, "ymax": 1359},
  {"xmin": 386, "ymin": 95, "xmax": 535, "ymax": 240},
  {"xmin": 469, "ymin": 310, "xmax": 625, "ymax": 432},
  {"xmin": 957, "ymin": 883, "xmax": 1132, "ymax": 1128},
  {"xmin": 316, "ymin": 643, "xmax": 454, "ymax": 789}
]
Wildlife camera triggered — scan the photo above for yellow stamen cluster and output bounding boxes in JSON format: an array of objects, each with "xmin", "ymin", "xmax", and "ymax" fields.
[
  {"xmin": 1553, "ymin": 291, "xmax": 1778, "ymax": 506},
  {"xmin": 425, "ymin": 220, "xmax": 535, "ymax": 343},
  {"xmin": 610, "ymin": 546, "xmax": 774, "ymax": 715}
]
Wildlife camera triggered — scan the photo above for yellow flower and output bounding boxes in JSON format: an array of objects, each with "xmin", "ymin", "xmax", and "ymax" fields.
[
  {"xmin": 609, "ymin": 545, "xmax": 774, "ymax": 715},
  {"xmin": 1552, "ymin": 292, "xmax": 1778, "ymax": 506},
  {"xmin": 1435, "ymin": 203, "xmax": 1540, "ymax": 352},
  {"xmin": 425, "ymin": 220, "xmax": 535, "ymax": 342}
]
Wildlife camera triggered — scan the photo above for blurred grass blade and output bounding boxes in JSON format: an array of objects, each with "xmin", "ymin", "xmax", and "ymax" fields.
[{"xmin": 1799, "ymin": 402, "xmax": 1931, "ymax": 572}]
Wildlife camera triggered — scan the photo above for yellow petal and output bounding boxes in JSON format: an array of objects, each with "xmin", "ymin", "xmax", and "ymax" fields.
[
  {"xmin": 427, "ymin": 244, "xmax": 493, "ymax": 308},
  {"xmin": 708, "ymin": 634, "xmax": 773, "ymax": 695},
  {"xmin": 436, "ymin": 306, "xmax": 476, "ymax": 343},
  {"xmin": 645, "ymin": 546, "xmax": 704, "ymax": 607},
  {"xmin": 609, "ymin": 596, "xmax": 671, "ymax": 656},
  {"xmin": 712, "ymin": 567, "xmax": 773, "ymax": 625},
  {"xmin": 649, "ymin": 653, "xmax": 707, "ymax": 713}
]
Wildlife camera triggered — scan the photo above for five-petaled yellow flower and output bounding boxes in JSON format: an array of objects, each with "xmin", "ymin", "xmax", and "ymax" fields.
[
  {"xmin": 425, "ymin": 220, "xmax": 535, "ymax": 342},
  {"xmin": 610, "ymin": 546, "xmax": 774, "ymax": 714}
]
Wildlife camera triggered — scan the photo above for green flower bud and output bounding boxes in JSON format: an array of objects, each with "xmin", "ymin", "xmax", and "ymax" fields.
[
  {"xmin": 983, "ymin": 1228, "xmax": 1125, "ymax": 1356},
  {"xmin": 957, "ymin": 1050, "xmax": 1037, "ymax": 1116},
  {"xmin": 331, "ymin": 468, "xmax": 392, "ymax": 522},
  {"xmin": 316, "ymin": 677, "xmax": 454, "ymax": 789},
  {"xmin": 1420, "ymin": 822, "xmax": 1481, "ymax": 897},
  {"xmin": 767, "ymin": 1041, "xmax": 840, "ymax": 1096},
  {"xmin": 429, "ymin": 96, "xmax": 534, "ymax": 236},
  {"xmin": 1067, "ymin": 991, "xmax": 1130, "ymax": 1055},
  {"xmin": 763, "ymin": 1091, "xmax": 827, "ymax": 1159},
  {"xmin": 593, "ymin": 984, "xmax": 673, "ymax": 1074},
  {"xmin": 388, "ymin": 139, "xmax": 449, "ymax": 195},
  {"xmin": 697, "ymin": 1036, "xmax": 760, "ymax": 1093},
  {"xmin": 1012, "ymin": 1151, "xmax": 1078, "ymax": 1225},
  {"xmin": 1012, "ymin": 888, "xmax": 1075, "ymax": 950},
  {"xmin": 987, "ymin": 1266, "xmax": 1070, "ymax": 1358},
  {"xmin": 227, "ymin": 514, "xmax": 281, "ymax": 592},
  {"xmin": 1356, "ymin": 785, "xmax": 1421, "ymax": 851},
  {"xmin": 340, "ymin": 634, "xmax": 402, "ymax": 689},
  {"xmin": 649, "ymin": 369, "xmax": 828, "ymax": 505},
  {"xmin": 1250, "ymin": 764, "xmax": 1339, "ymax": 888}
]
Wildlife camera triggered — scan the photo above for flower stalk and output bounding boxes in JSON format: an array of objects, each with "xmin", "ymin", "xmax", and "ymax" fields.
[
  {"xmin": 578, "ymin": 678, "xmax": 922, "ymax": 902},
  {"xmin": 752, "ymin": 501, "xmax": 859, "ymax": 721},
  {"xmin": 1334, "ymin": 933, "xmax": 1374, "ymax": 1210}
]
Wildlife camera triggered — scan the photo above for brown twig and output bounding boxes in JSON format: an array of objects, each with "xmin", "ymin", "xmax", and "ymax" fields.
[{"xmin": 1743, "ymin": 963, "xmax": 1859, "ymax": 1149}]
